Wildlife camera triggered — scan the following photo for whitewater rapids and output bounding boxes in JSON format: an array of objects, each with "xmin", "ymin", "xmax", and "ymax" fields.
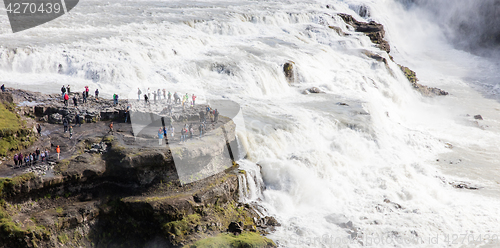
[{"xmin": 1, "ymin": 0, "xmax": 500, "ymax": 247}]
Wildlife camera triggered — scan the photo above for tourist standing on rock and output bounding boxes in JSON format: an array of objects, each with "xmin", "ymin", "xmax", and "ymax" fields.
[
  {"xmin": 153, "ymin": 91, "xmax": 157, "ymax": 104},
  {"xmin": 36, "ymin": 124, "xmax": 42, "ymax": 136},
  {"xmin": 189, "ymin": 125, "xmax": 194, "ymax": 139},
  {"xmin": 168, "ymin": 104, "xmax": 173, "ymax": 116},
  {"xmin": 109, "ymin": 122, "xmax": 114, "ymax": 135},
  {"xmin": 67, "ymin": 85, "xmax": 71, "ymax": 94},
  {"xmin": 167, "ymin": 91, "xmax": 172, "ymax": 103},
  {"xmin": 18, "ymin": 153, "xmax": 23, "ymax": 166},
  {"xmin": 163, "ymin": 126, "xmax": 168, "ymax": 144},
  {"xmin": 69, "ymin": 125, "xmax": 73, "ymax": 139},
  {"xmin": 1, "ymin": 84, "xmax": 5, "ymax": 92},
  {"xmin": 182, "ymin": 96, "xmax": 186, "ymax": 111},
  {"xmin": 162, "ymin": 89, "xmax": 166, "ymax": 101},
  {"xmin": 147, "ymin": 88, "xmax": 151, "ymax": 100},
  {"xmin": 205, "ymin": 105, "xmax": 210, "ymax": 116},
  {"xmin": 198, "ymin": 123, "xmax": 203, "ymax": 137},
  {"xmin": 63, "ymin": 118, "xmax": 69, "ymax": 132},
  {"xmin": 157, "ymin": 89, "xmax": 161, "ymax": 101},
  {"xmin": 56, "ymin": 145, "xmax": 60, "ymax": 160},
  {"xmin": 29, "ymin": 153, "xmax": 33, "ymax": 166},
  {"xmin": 36, "ymin": 148, "xmax": 40, "ymax": 161},
  {"xmin": 76, "ymin": 114, "xmax": 81, "ymax": 127},
  {"xmin": 45, "ymin": 149, "xmax": 49, "ymax": 161},
  {"xmin": 85, "ymin": 86, "xmax": 89, "ymax": 98},
  {"xmin": 95, "ymin": 89, "xmax": 99, "ymax": 99},
  {"xmin": 158, "ymin": 128, "xmax": 163, "ymax": 145},
  {"xmin": 137, "ymin": 88, "xmax": 142, "ymax": 101},
  {"xmin": 61, "ymin": 85, "xmax": 66, "ymax": 97},
  {"xmin": 40, "ymin": 151, "xmax": 45, "ymax": 163},
  {"xmin": 64, "ymin": 93, "xmax": 69, "ymax": 107},
  {"xmin": 192, "ymin": 94, "xmax": 196, "ymax": 106},
  {"xmin": 209, "ymin": 110, "xmax": 213, "ymax": 122},
  {"xmin": 170, "ymin": 125, "xmax": 175, "ymax": 141},
  {"xmin": 214, "ymin": 109, "xmax": 219, "ymax": 122},
  {"xmin": 180, "ymin": 127, "xmax": 185, "ymax": 143},
  {"xmin": 174, "ymin": 92, "xmax": 180, "ymax": 104},
  {"xmin": 144, "ymin": 94, "xmax": 149, "ymax": 105},
  {"xmin": 182, "ymin": 94, "xmax": 188, "ymax": 109},
  {"xmin": 82, "ymin": 90, "xmax": 87, "ymax": 104},
  {"xmin": 73, "ymin": 95, "xmax": 78, "ymax": 107},
  {"xmin": 13, "ymin": 154, "xmax": 18, "ymax": 166},
  {"xmin": 125, "ymin": 104, "xmax": 131, "ymax": 123}
]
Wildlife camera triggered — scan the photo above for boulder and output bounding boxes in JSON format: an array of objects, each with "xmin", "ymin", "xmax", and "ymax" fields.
[
  {"xmin": 0, "ymin": 92, "xmax": 14, "ymax": 103},
  {"xmin": 49, "ymin": 113, "xmax": 63, "ymax": 124},
  {"xmin": 308, "ymin": 87, "xmax": 323, "ymax": 93},
  {"xmin": 228, "ymin": 222, "xmax": 243, "ymax": 234},
  {"xmin": 283, "ymin": 62, "xmax": 295, "ymax": 84},
  {"xmin": 263, "ymin": 216, "xmax": 280, "ymax": 227}
]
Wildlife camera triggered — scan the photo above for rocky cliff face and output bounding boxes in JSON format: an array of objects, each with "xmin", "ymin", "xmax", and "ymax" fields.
[
  {"xmin": 0, "ymin": 135, "xmax": 276, "ymax": 248},
  {"xmin": 335, "ymin": 12, "xmax": 448, "ymax": 97},
  {"xmin": 0, "ymin": 90, "xmax": 276, "ymax": 248}
]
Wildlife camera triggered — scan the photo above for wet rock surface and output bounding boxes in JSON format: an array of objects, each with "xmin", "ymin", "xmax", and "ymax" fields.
[
  {"xmin": 338, "ymin": 13, "xmax": 390, "ymax": 53},
  {"xmin": 0, "ymin": 89, "xmax": 277, "ymax": 248},
  {"xmin": 336, "ymin": 13, "xmax": 448, "ymax": 97}
]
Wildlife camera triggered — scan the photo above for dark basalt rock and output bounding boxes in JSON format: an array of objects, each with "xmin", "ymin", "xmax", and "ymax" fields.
[
  {"xmin": 283, "ymin": 61, "xmax": 295, "ymax": 84},
  {"xmin": 400, "ymin": 65, "xmax": 449, "ymax": 96},
  {"xmin": 0, "ymin": 92, "xmax": 14, "ymax": 103},
  {"xmin": 338, "ymin": 13, "xmax": 390, "ymax": 53},
  {"xmin": 228, "ymin": 221, "xmax": 243, "ymax": 234}
]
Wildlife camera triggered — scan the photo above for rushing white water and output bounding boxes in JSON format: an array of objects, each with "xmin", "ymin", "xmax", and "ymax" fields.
[{"xmin": 1, "ymin": 0, "xmax": 500, "ymax": 247}]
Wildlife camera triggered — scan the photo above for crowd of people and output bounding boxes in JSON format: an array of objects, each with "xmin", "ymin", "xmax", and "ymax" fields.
[
  {"xmin": 60, "ymin": 85, "xmax": 104, "ymax": 107},
  {"xmin": 154, "ymin": 104, "xmax": 220, "ymax": 145},
  {"xmin": 134, "ymin": 88, "xmax": 224, "ymax": 145},
  {"xmin": 3, "ymin": 84, "xmax": 225, "ymax": 170},
  {"xmin": 12, "ymin": 148, "xmax": 50, "ymax": 168},
  {"xmin": 138, "ymin": 88, "xmax": 199, "ymax": 112}
]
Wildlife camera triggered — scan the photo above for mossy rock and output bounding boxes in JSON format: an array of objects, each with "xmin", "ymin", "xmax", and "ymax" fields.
[
  {"xmin": 283, "ymin": 62, "xmax": 295, "ymax": 84},
  {"xmin": 186, "ymin": 232, "xmax": 276, "ymax": 248}
]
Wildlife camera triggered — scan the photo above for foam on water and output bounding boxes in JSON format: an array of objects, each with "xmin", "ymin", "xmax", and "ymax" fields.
[{"xmin": 1, "ymin": 0, "xmax": 500, "ymax": 247}]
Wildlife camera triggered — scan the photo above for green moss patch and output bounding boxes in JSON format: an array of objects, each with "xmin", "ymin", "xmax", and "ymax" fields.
[
  {"xmin": 187, "ymin": 232, "xmax": 276, "ymax": 248},
  {"xmin": 0, "ymin": 173, "xmax": 37, "ymax": 197},
  {"xmin": 163, "ymin": 214, "xmax": 201, "ymax": 237},
  {"xmin": 0, "ymin": 103, "xmax": 36, "ymax": 156}
]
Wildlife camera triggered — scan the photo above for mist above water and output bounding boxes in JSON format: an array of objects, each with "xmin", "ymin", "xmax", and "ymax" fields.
[{"xmin": 402, "ymin": 0, "xmax": 500, "ymax": 56}]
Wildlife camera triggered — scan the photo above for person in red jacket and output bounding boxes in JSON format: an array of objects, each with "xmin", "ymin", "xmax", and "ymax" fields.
[{"xmin": 64, "ymin": 93, "xmax": 69, "ymax": 106}]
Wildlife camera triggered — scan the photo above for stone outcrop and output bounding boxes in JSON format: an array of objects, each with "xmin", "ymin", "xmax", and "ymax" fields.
[
  {"xmin": 338, "ymin": 13, "xmax": 390, "ymax": 53},
  {"xmin": 399, "ymin": 65, "xmax": 448, "ymax": 96},
  {"xmin": 0, "ymin": 92, "xmax": 14, "ymax": 104},
  {"xmin": 302, "ymin": 87, "xmax": 324, "ymax": 94},
  {"xmin": 0, "ymin": 89, "xmax": 277, "ymax": 248},
  {"xmin": 283, "ymin": 61, "xmax": 295, "ymax": 84},
  {"xmin": 335, "ymin": 13, "xmax": 448, "ymax": 97}
]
